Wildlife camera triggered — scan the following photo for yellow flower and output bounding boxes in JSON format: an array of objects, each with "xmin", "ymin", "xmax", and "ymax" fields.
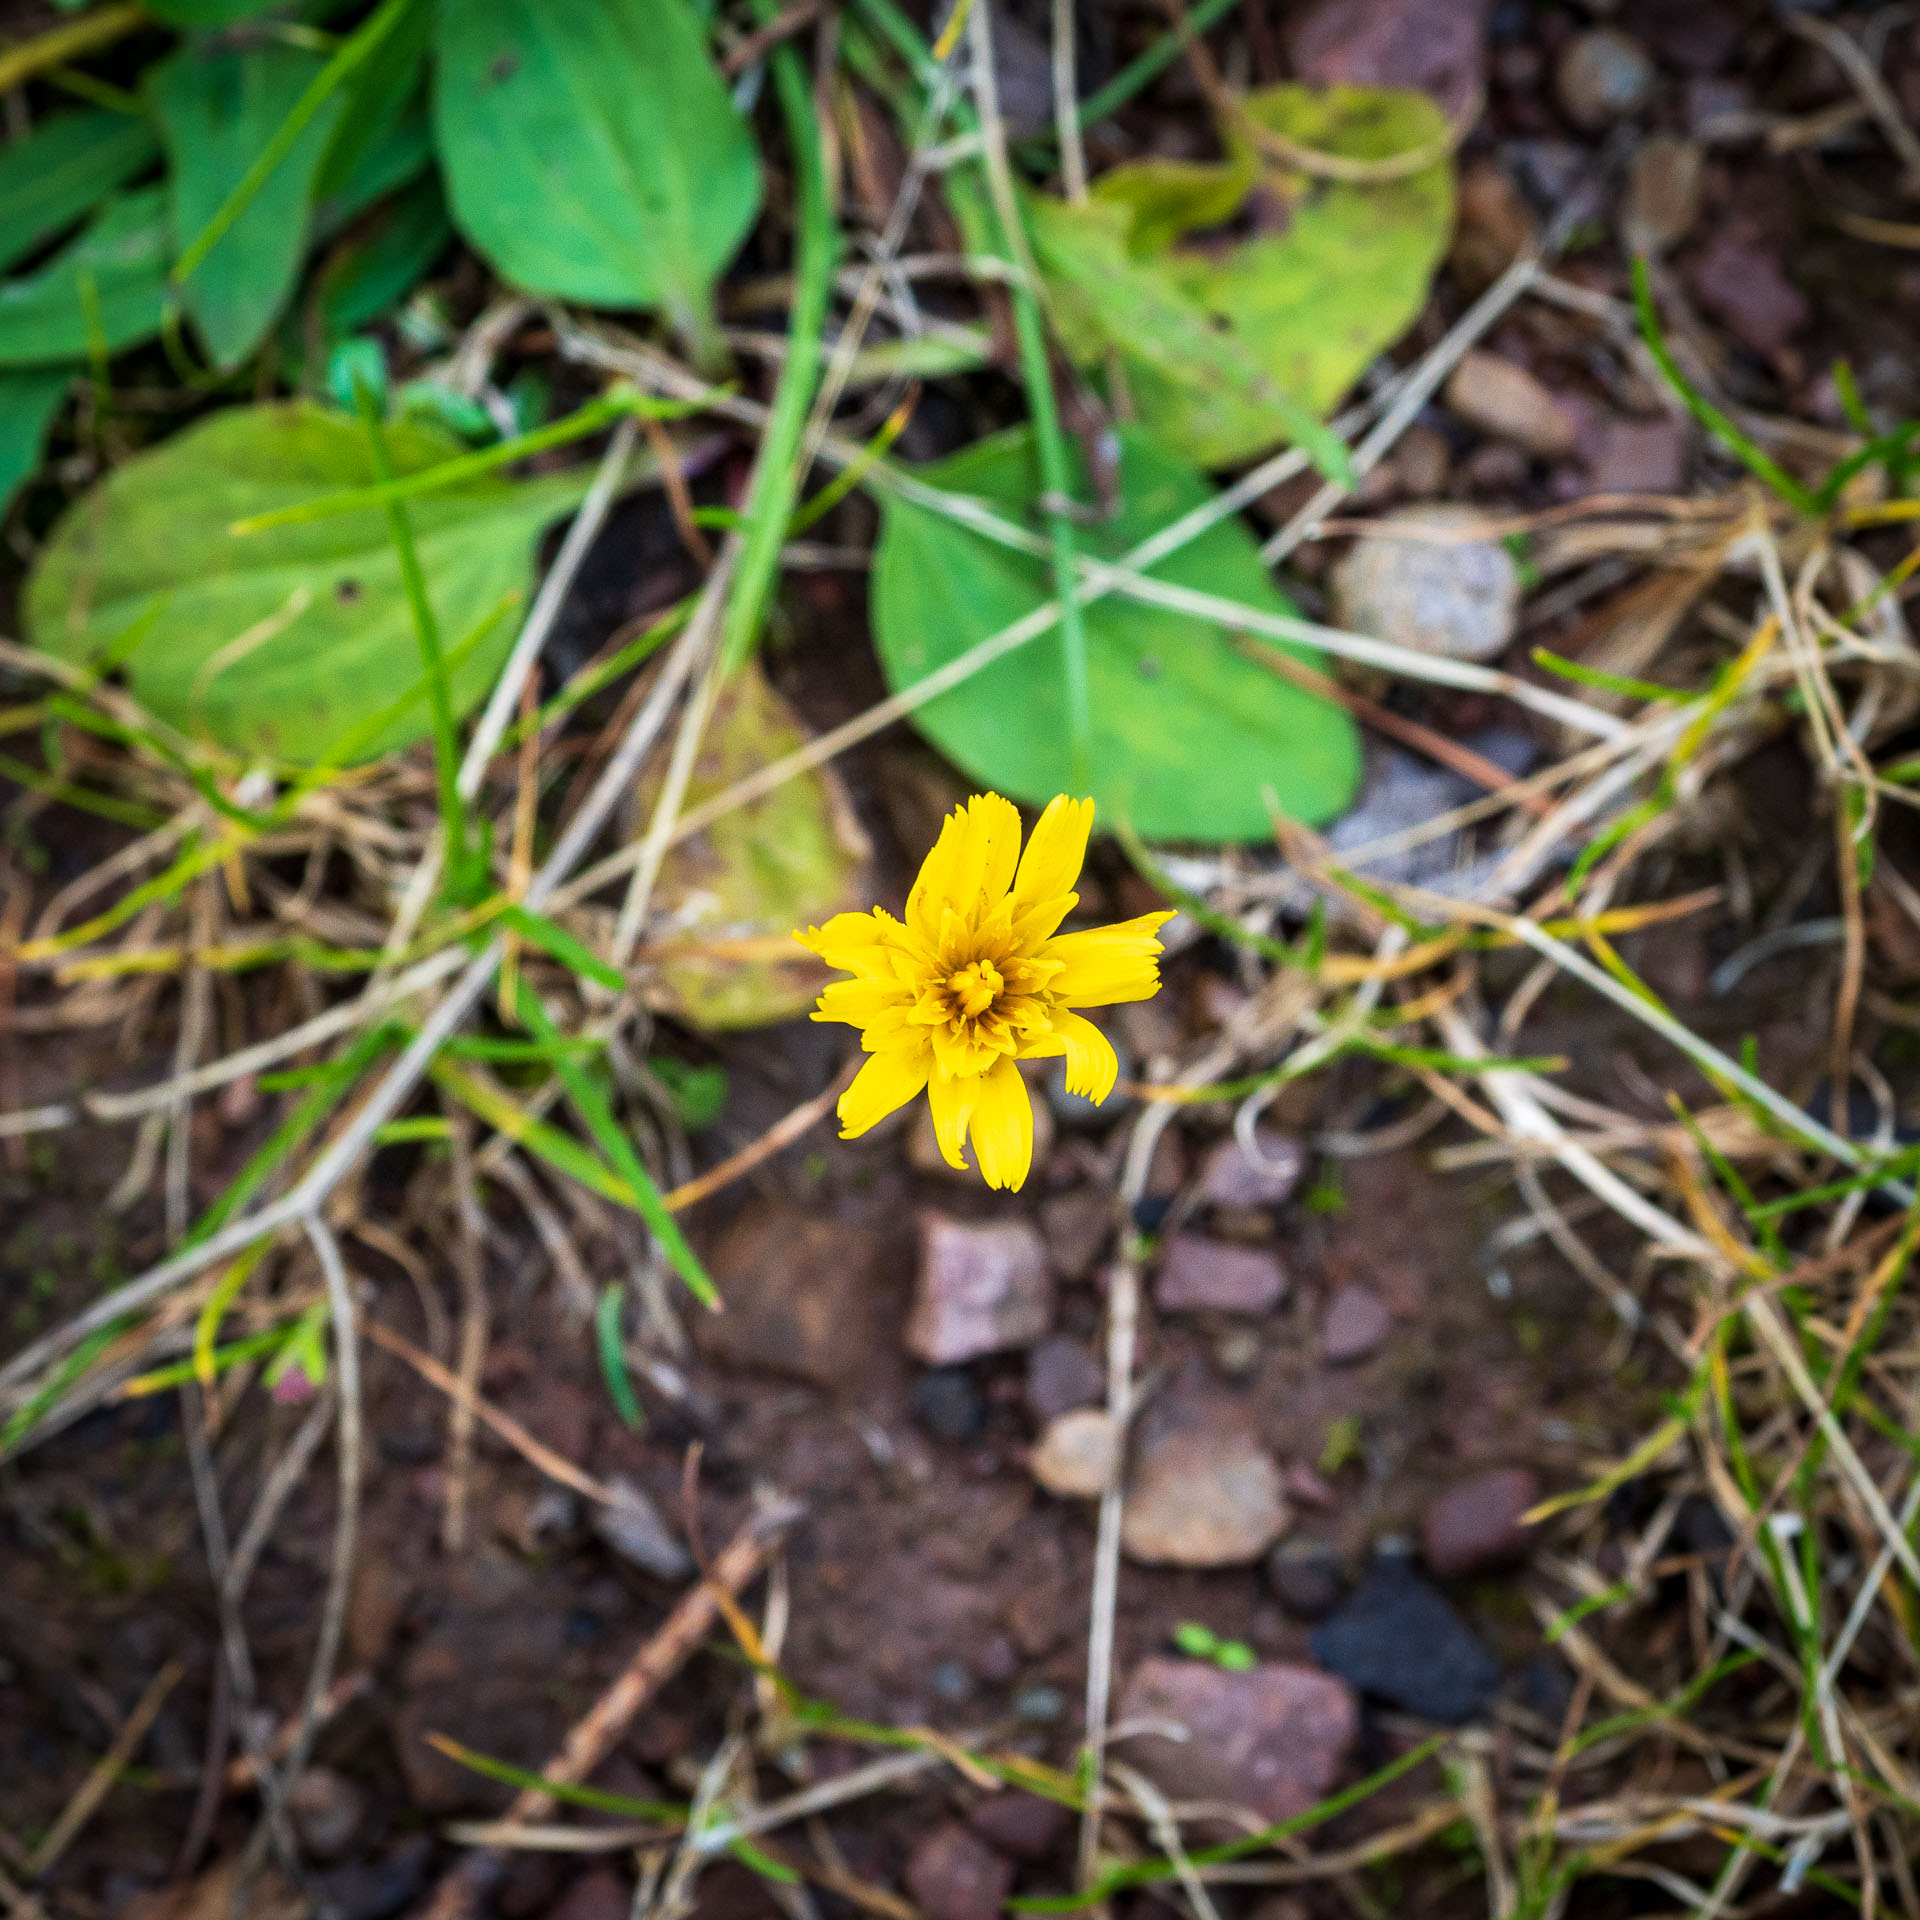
[{"xmin": 795, "ymin": 792, "xmax": 1174, "ymax": 1192}]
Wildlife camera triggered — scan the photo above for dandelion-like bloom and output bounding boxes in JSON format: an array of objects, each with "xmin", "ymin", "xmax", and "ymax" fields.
[{"xmin": 795, "ymin": 792, "xmax": 1173, "ymax": 1191}]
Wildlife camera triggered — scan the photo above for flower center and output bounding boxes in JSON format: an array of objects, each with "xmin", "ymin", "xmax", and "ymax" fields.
[{"xmin": 946, "ymin": 958, "xmax": 1004, "ymax": 1021}]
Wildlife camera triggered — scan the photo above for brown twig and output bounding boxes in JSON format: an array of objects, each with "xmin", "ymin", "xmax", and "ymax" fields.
[
  {"xmin": 659, "ymin": 1055, "xmax": 858, "ymax": 1213},
  {"xmin": 417, "ymin": 1496, "xmax": 805, "ymax": 1920}
]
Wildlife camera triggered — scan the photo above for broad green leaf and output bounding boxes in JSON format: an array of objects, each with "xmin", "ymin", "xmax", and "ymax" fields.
[
  {"xmin": 313, "ymin": 96, "xmax": 435, "ymax": 239},
  {"xmin": 1033, "ymin": 85, "xmax": 1453, "ymax": 467},
  {"xmin": 148, "ymin": 39, "xmax": 348, "ymax": 370},
  {"xmin": 316, "ymin": 176, "xmax": 451, "ymax": 339},
  {"xmin": 0, "ymin": 110, "xmax": 160, "ymax": 275},
  {"xmin": 870, "ymin": 426, "xmax": 1361, "ymax": 841},
  {"xmin": 642, "ymin": 661, "xmax": 873, "ymax": 1028},
  {"xmin": 433, "ymin": 0, "xmax": 761, "ymax": 355},
  {"xmin": 0, "ymin": 368, "xmax": 72, "ymax": 515},
  {"xmin": 0, "ymin": 190, "xmax": 171, "ymax": 368},
  {"xmin": 24, "ymin": 401, "xmax": 594, "ymax": 763}
]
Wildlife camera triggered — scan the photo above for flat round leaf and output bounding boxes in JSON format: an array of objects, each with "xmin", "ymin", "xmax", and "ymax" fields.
[
  {"xmin": 870, "ymin": 427, "xmax": 1361, "ymax": 842},
  {"xmin": 433, "ymin": 0, "xmax": 760, "ymax": 344},
  {"xmin": 25, "ymin": 400, "xmax": 593, "ymax": 764},
  {"xmin": 0, "ymin": 190, "xmax": 171, "ymax": 369},
  {"xmin": 149, "ymin": 40, "xmax": 347, "ymax": 371},
  {"xmin": 639, "ymin": 661, "xmax": 872, "ymax": 1030}
]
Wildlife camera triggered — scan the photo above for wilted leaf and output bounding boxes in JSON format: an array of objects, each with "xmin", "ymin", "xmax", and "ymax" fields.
[
  {"xmin": 0, "ymin": 189, "xmax": 171, "ymax": 368},
  {"xmin": 870, "ymin": 426, "xmax": 1361, "ymax": 842},
  {"xmin": 433, "ymin": 0, "xmax": 761, "ymax": 355},
  {"xmin": 25, "ymin": 401, "xmax": 593, "ymax": 763},
  {"xmin": 149, "ymin": 38, "xmax": 347, "ymax": 370},
  {"xmin": 1033, "ymin": 85, "xmax": 1454, "ymax": 467},
  {"xmin": 0, "ymin": 109, "xmax": 161, "ymax": 275},
  {"xmin": 0, "ymin": 368, "xmax": 71, "ymax": 515},
  {"xmin": 640, "ymin": 662, "xmax": 872, "ymax": 1029}
]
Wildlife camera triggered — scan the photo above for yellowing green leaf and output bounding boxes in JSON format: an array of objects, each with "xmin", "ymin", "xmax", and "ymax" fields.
[
  {"xmin": 641, "ymin": 662, "xmax": 872, "ymax": 1029},
  {"xmin": 870, "ymin": 426, "xmax": 1361, "ymax": 842},
  {"xmin": 24, "ymin": 401, "xmax": 593, "ymax": 763},
  {"xmin": 1033, "ymin": 85, "xmax": 1454, "ymax": 467}
]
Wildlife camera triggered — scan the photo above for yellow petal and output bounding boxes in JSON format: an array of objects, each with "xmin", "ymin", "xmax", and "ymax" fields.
[
  {"xmin": 968, "ymin": 1056, "xmax": 1034, "ymax": 1191},
  {"xmin": 837, "ymin": 1046, "xmax": 931, "ymax": 1138},
  {"xmin": 1010, "ymin": 795, "xmax": 1093, "ymax": 946},
  {"xmin": 813, "ymin": 978, "xmax": 912, "ymax": 1030},
  {"xmin": 907, "ymin": 793, "xmax": 1022, "ymax": 941},
  {"xmin": 796, "ymin": 909, "xmax": 914, "ymax": 979},
  {"xmin": 926, "ymin": 1065, "xmax": 979, "ymax": 1170},
  {"xmin": 1043, "ymin": 911, "xmax": 1175, "ymax": 1007},
  {"xmin": 1050, "ymin": 1009, "xmax": 1119, "ymax": 1103}
]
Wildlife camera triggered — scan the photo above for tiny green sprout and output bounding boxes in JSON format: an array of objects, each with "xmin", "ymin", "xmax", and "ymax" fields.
[
  {"xmin": 1172, "ymin": 1621, "xmax": 1257, "ymax": 1670},
  {"xmin": 1320, "ymin": 1412, "xmax": 1363, "ymax": 1475}
]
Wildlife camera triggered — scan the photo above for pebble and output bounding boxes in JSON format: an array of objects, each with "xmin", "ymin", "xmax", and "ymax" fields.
[
  {"xmin": 1199, "ymin": 1129, "xmax": 1305, "ymax": 1209},
  {"xmin": 1039, "ymin": 1189, "xmax": 1111, "ymax": 1280},
  {"xmin": 969, "ymin": 1791, "xmax": 1071, "ymax": 1863},
  {"xmin": 907, "ymin": 1215, "xmax": 1053, "ymax": 1365},
  {"xmin": 698, "ymin": 1205, "xmax": 881, "ymax": 1388},
  {"xmin": 1422, "ymin": 1467, "xmax": 1541, "ymax": 1579},
  {"xmin": 1030, "ymin": 1408, "xmax": 1120, "ymax": 1499},
  {"xmin": 1265, "ymin": 1537, "xmax": 1347, "ymax": 1619},
  {"xmin": 911, "ymin": 1367, "xmax": 986, "ymax": 1443},
  {"xmin": 1390, "ymin": 423, "xmax": 1452, "ymax": 499},
  {"xmin": 1444, "ymin": 353, "xmax": 1577, "ymax": 460},
  {"xmin": 1122, "ymin": 1425, "xmax": 1291, "ymax": 1567},
  {"xmin": 1154, "ymin": 1235, "xmax": 1289, "ymax": 1316},
  {"xmin": 1309, "ymin": 1560, "xmax": 1501, "ymax": 1723},
  {"xmin": 1555, "ymin": 29, "xmax": 1655, "ymax": 129},
  {"xmin": 544, "ymin": 1870, "xmax": 632, "ymax": 1920},
  {"xmin": 315, "ymin": 1834, "xmax": 434, "ymax": 1920},
  {"xmin": 1026, "ymin": 1335, "xmax": 1106, "ymax": 1424},
  {"xmin": 1587, "ymin": 416, "xmax": 1687, "ymax": 495},
  {"xmin": 1620, "ymin": 134, "xmax": 1701, "ymax": 256},
  {"xmin": 592, "ymin": 1476, "xmax": 692, "ymax": 1581},
  {"xmin": 906, "ymin": 1820, "xmax": 1014, "ymax": 1920},
  {"xmin": 1450, "ymin": 162, "xmax": 1537, "ymax": 293},
  {"xmin": 287, "ymin": 1766, "xmax": 364, "ymax": 1861},
  {"xmin": 1118, "ymin": 1657, "xmax": 1359, "ymax": 1822},
  {"xmin": 1285, "ymin": 0, "xmax": 1488, "ymax": 123},
  {"xmin": 1014, "ymin": 1684, "xmax": 1065, "ymax": 1722},
  {"xmin": 1322, "ymin": 1284, "xmax": 1392, "ymax": 1364},
  {"xmin": 1210, "ymin": 1325, "xmax": 1263, "ymax": 1378},
  {"xmin": 1690, "ymin": 234, "xmax": 1808, "ymax": 357},
  {"xmin": 1331, "ymin": 504, "xmax": 1520, "ymax": 665}
]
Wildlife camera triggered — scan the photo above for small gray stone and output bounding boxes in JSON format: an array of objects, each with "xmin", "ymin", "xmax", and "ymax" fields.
[
  {"xmin": 593, "ymin": 1476, "xmax": 692, "ymax": 1580},
  {"xmin": 1556, "ymin": 29, "xmax": 1655, "ymax": 129},
  {"xmin": 1117, "ymin": 1657, "xmax": 1358, "ymax": 1823},
  {"xmin": 1039, "ymin": 1189, "xmax": 1111, "ymax": 1279},
  {"xmin": 1322, "ymin": 1284, "xmax": 1392, "ymax": 1364},
  {"xmin": 907, "ymin": 1214, "xmax": 1053, "ymax": 1365},
  {"xmin": 288, "ymin": 1766, "xmax": 365, "ymax": 1862},
  {"xmin": 1122, "ymin": 1426, "xmax": 1291, "ymax": 1566},
  {"xmin": 1155, "ymin": 1235, "xmax": 1289, "ymax": 1316},
  {"xmin": 1587, "ymin": 416, "xmax": 1687, "ymax": 495},
  {"xmin": 1265, "ymin": 1537, "xmax": 1347, "ymax": 1619},
  {"xmin": 1422, "ymin": 1467, "xmax": 1542, "ymax": 1579},
  {"xmin": 1030, "ymin": 1408, "xmax": 1120, "ymax": 1499},
  {"xmin": 911, "ymin": 1367, "xmax": 985, "ymax": 1443},
  {"xmin": 1026, "ymin": 1335, "xmax": 1106, "ymax": 1423},
  {"xmin": 1621, "ymin": 133, "xmax": 1701, "ymax": 256},
  {"xmin": 1200, "ymin": 1128, "xmax": 1306, "ymax": 1208},
  {"xmin": 1332, "ymin": 504, "xmax": 1520, "ymax": 665}
]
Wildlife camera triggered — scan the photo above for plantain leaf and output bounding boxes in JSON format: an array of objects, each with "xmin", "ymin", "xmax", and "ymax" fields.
[
  {"xmin": 0, "ymin": 110, "xmax": 160, "ymax": 275},
  {"xmin": 870, "ymin": 426, "xmax": 1361, "ymax": 842},
  {"xmin": 1031, "ymin": 85, "xmax": 1454, "ymax": 468},
  {"xmin": 315, "ymin": 175, "xmax": 452, "ymax": 340},
  {"xmin": 432, "ymin": 0, "xmax": 761, "ymax": 357},
  {"xmin": 0, "ymin": 368, "xmax": 73, "ymax": 515},
  {"xmin": 641, "ymin": 661, "xmax": 873, "ymax": 1029},
  {"xmin": 24, "ymin": 400, "xmax": 595, "ymax": 763},
  {"xmin": 148, "ymin": 38, "xmax": 348, "ymax": 370},
  {"xmin": 0, "ymin": 189, "xmax": 172, "ymax": 369}
]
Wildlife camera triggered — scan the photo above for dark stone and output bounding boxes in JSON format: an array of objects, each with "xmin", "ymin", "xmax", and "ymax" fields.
[
  {"xmin": 969, "ymin": 1790, "xmax": 1072, "ymax": 1863},
  {"xmin": 1265, "ymin": 1536, "xmax": 1346, "ymax": 1619},
  {"xmin": 1026, "ymin": 1336, "xmax": 1106, "ymax": 1424},
  {"xmin": 912, "ymin": 1367, "xmax": 986, "ymax": 1443},
  {"xmin": 1309, "ymin": 1563, "xmax": 1501, "ymax": 1724},
  {"xmin": 1154, "ymin": 1235, "xmax": 1289, "ymax": 1315},
  {"xmin": 1421, "ymin": 1468, "xmax": 1541, "ymax": 1579},
  {"xmin": 906, "ymin": 1821, "xmax": 1014, "ymax": 1920},
  {"xmin": 316, "ymin": 1835, "xmax": 435, "ymax": 1920},
  {"xmin": 1322, "ymin": 1284, "xmax": 1392, "ymax": 1363}
]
